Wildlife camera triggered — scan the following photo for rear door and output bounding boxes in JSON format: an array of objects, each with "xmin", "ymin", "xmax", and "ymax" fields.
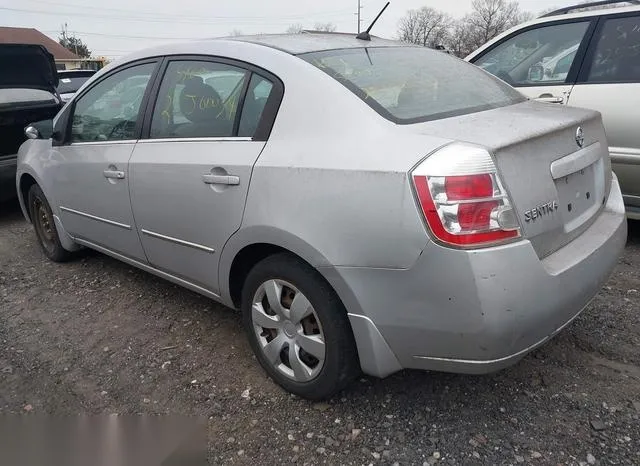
[
  {"xmin": 568, "ymin": 11, "xmax": 640, "ymax": 216},
  {"xmin": 129, "ymin": 57, "xmax": 282, "ymax": 295},
  {"xmin": 469, "ymin": 18, "xmax": 597, "ymax": 104}
]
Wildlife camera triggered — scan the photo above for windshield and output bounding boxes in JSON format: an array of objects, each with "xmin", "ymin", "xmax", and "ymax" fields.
[
  {"xmin": 301, "ymin": 46, "xmax": 525, "ymax": 124},
  {"xmin": 57, "ymin": 74, "xmax": 94, "ymax": 94}
]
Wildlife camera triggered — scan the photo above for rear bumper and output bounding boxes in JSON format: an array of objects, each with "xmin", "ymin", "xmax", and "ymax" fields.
[{"xmin": 332, "ymin": 177, "xmax": 627, "ymax": 378}]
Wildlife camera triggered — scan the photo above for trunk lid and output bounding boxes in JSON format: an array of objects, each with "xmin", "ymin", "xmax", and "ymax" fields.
[
  {"xmin": 406, "ymin": 100, "xmax": 611, "ymax": 257},
  {"xmin": 0, "ymin": 44, "xmax": 58, "ymax": 94}
]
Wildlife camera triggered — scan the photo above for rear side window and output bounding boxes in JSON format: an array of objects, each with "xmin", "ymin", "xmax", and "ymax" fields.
[
  {"xmin": 57, "ymin": 75, "xmax": 92, "ymax": 94},
  {"xmin": 585, "ymin": 15, "xmax": 640, "ymax": 83},
  {"xmin": 301, "ymin": 47, "xmax": 525, "ymax": 124},
  {"xmin": 150, "ymin": 60, "xmax": 248, "ymax": 139},
  {"xmin": 238, "ymin": 74, "xmax": 274, "ymax": 137}
]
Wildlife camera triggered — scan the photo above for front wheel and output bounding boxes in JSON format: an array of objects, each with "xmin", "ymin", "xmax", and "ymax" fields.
[
  {"xmin": 242, "ymin": 254, "xmax": 360, "ymax": 400},
  {"xmin": 28, "ymin": 184, "xmax": 73, "ymax": 262}
]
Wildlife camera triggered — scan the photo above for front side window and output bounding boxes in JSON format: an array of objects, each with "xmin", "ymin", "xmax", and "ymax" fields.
[
  {"xmin": 70, "ymin": 63, "xmax": 155, "ymax": 142},
  {"xmin": 302, "ymin": 47, "xmax": 524, "ymax": 124},
  {"xmin": 150, "ymin": 61, "xmax": 248, "ymax": 139},
  {"xmin": 474, "ymin": 21, "xmax": 590, "ymax": 86},
  {"xmin": 586, "ymin": 15, "xmax": 640, "ymax": 83}
]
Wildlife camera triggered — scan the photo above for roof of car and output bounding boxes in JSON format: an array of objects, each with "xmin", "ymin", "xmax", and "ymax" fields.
[
  {"xmin": 541, "ymin": 2, "xmax": 640, "ymax": 18},
  {"xmin": 225, "ymin": 32, "xmax": 410, "ymax": 55},
  {"xmin": 536, "ymin": 4, "xmax": 640, "ymax": 22},
  {"xmin": 57, "ymin": 69, "xmax": 96, "ymax": 76}
]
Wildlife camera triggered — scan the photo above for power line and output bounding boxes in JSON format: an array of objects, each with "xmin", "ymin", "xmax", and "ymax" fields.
[
  {"xmin": 23, "ymin": 0, "xmax": 354, "ymax": 20},
  {"xmin": 42, "ymin": 29, "xmax": 199, "ymax": 40},
  {"xmin": 3, "ymin": 4, "xmax": 354, "ymax": 24}
]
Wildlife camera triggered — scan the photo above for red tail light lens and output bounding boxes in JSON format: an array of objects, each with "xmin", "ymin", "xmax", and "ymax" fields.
[
  {"xmin": 445, "ymin": 174, "xmax": 493, "ymax": 200},
  {"xmin": 411, "ymin": 144, "xmax": 520, "ymax": 247}
]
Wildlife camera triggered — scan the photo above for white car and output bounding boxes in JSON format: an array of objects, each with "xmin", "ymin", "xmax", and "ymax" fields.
[
  {"xmin": 467, "ymin": 1, "xmax": 640, "ymax": 219},
  {"xmin": 56, "ymin": 69, "xmax": 97, "ymax": 103}
]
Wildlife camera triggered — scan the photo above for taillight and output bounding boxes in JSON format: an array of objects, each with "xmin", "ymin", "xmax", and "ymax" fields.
[{"xmin": 411, "ymin": 143, "xmax": 520, "ymax": 247}]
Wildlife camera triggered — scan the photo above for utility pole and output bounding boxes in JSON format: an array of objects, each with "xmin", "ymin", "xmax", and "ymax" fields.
[{"xmin": 356, "ymin": 0, "xmax": 363, "ymax": 33}]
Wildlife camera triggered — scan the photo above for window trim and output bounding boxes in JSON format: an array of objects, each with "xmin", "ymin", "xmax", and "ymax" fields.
[
  {"xmin": 140, "ymin": 54, "xmax": 284, "ymax": 142},
  {"xmin": 576, "ymin": 11, "xmax": 640, "ymax": 85},
  {"xmin": 61, "ymin": 58, "xmax": 162, "ymax": 146},
  {"xmin": 469, "ymin": 17, "xmax": 599, "ymax": 88}
]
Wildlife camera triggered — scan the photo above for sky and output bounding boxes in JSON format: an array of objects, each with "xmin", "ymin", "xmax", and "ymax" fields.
[{"xmin": 1, "ymin": 0, "xmax": 564, "ymax": 58}]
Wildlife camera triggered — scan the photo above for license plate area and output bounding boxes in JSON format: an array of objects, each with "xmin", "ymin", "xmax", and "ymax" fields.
[{"xmin": 555, "ymin": 158, "xmax": 604, "ymax": 233}]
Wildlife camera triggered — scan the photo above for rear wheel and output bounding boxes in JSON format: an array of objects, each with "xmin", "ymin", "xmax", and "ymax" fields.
[
  {"xmin": 241, "ymin": 254, "xmax": 359, "ymax": 400},
  {"xmin": 28, "ymin": 184, "xmax": 73, "ymax": 262}
]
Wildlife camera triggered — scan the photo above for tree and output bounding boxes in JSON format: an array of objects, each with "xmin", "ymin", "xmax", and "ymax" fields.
[
  {"xmin": 229, "ymin": 29, "xmax": 244, "ymax": 36},
  {"xmin": 58, "ymin": 34, "xmax": 91, "ymax": 58},
  {"xmin": 468, "ymin": 0, "xmax": 527, "ymax": 45},
  {"xmin": 313, "ymin": 22, "xmax": 337, "ymax": 32},
  {"xmin": 286, "ymin": 24, "xmax": 304, "ymax": 34},
  {"xmin": 397, "ymin": 7, "xmax": 452, "ymax": 48},
  {"xmin": 448, "ymin": 16, "xmax": 476, "ymax": 58},
  {"xmin": 446, "ymin": 0, "xmax": 531, "ymax": 58}
]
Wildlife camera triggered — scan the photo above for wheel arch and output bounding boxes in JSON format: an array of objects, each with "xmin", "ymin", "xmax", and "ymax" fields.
[
  {"xmin": 220, "ymin": 225, "xmax": 335, "ymax": 309},
  {"xmin": 219, "ymin": 226, "xmax": 403, "ymax": 378},
  {"xmin": 18, "ymin": 172, "xmax": 38, "ymax": 222},
  {"xmin": 17, "ymin": 169, "xmax": 80, "ymax": 252}
]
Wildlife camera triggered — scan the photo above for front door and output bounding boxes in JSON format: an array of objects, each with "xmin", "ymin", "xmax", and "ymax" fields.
[
  {"xmin": 52, "ymin": 61, "xmax": 157, "ymax": 260},
  {"xmin": 469, "ymin": 19, "xmax": 594, "ymax": 104},
  {"xmin": 130, "ymin": 58, "xmax": 279, "ymax": 294},
  {"xmin": 567, "ymin": 12, "xmax": 640, "ymax": 214}
]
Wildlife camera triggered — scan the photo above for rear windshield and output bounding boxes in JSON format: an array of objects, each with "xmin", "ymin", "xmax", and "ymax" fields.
[
  {"xmin": 301, "ymin": 47, "xmax": 525, "ymax": 124},
  {"xmin": 57, "ymin": 75, "xmax": 93, "ymax": 94}
]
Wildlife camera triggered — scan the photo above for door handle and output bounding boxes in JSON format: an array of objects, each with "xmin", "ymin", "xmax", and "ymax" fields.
[
  {"xmin": 103, "ymin": 169, "xmax": 125, "ymax": 179},
  {"xmin": 535, "ymin": 95, "xmax": 564, "ymax": 104},
  {"xmin": 202, "ymin": 174, "xmax": 240, "ymax": 185}
]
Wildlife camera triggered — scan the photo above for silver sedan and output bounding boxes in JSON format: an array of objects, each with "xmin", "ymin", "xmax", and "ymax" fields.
[{"xmin": 16, "ymin": 33, "xmax": 627, "ymax": 399}]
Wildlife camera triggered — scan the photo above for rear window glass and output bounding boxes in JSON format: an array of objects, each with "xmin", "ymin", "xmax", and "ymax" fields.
[
  {"xmin": 57, "ymin": 75, "xmax": 93, "ymax": 94},
  {"xmin": 301, "ymin": 47, "xmax": 525, "ymax": 124}
]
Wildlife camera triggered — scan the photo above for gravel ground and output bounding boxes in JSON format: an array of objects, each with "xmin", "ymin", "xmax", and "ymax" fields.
[{"xmin": 1, "ymin": 199, "xmax": 639, "ymax": 465}]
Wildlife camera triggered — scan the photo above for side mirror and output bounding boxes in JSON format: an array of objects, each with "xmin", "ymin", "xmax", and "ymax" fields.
[
  {"xmin": 25, "ymin": 125, "xmax": 40, "ymax": 140},
  {"xmin": 24, "ymin": 119, "xmax": 54, "ymax": 140},
  {"xmin": 528, "ymin": 64, "xmax": 544, "ymax": 82}
]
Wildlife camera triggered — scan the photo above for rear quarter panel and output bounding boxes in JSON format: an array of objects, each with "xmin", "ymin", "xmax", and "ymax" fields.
[{"xmin": 233, "ymin": 55, "xmax": 452, "ymax": 270}]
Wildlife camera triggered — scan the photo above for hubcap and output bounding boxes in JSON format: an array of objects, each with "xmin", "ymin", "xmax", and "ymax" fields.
[{"xmin": 251, "ymin": 279, "xmax": 326, "ymax": 382}]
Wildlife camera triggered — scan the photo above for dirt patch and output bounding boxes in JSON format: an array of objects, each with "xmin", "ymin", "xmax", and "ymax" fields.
[{"xmin": 1, "ymin": 200, "xmax": 639, "ymax": 465}]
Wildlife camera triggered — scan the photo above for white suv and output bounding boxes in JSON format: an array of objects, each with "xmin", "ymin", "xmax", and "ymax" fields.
[{"xmin": 467, "ymin": 1, "xmax": 640, "ymax": 219}]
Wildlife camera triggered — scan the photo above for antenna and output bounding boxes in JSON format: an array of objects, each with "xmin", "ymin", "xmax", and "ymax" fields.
[{"xmin": 356, "ymin": 1, "xmax": 390, "ymax": 41}]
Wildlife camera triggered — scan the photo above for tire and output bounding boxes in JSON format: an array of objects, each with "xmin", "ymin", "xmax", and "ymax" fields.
[
  {"xmin": 28, "ymin": 184, "xmax": 73, "ymax": 262},
  {"xmin": 241, "ymin": 253, "xmax": 360, "ymax": 400}
]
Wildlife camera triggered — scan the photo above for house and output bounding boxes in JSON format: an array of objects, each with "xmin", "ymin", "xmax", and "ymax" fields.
[{"xmin": 0, "ymin": 26, "xmax": 83, "ymax": 70}]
